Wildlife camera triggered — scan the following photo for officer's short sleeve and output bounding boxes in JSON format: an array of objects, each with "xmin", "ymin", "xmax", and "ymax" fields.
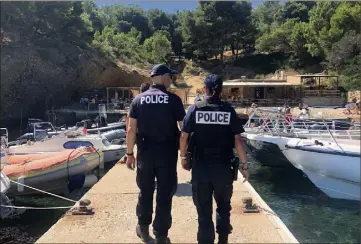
[
  {"xmin": 181, "ymin": 105, "xmax": 195, "ymax": 133},
  {"xmin": 172, "ymin": 94, "xmax": 186, "ymax": 121},
  {"xmin": 229, "ymin": 107, "xmax": 245, "ymax": 135},
  {"xmin": 129, "ymin": 97, "xmax": 138, "ymax": 119}
]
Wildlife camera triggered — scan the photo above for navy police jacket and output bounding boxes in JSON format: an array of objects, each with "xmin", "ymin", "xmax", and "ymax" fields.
[
  {"xmin": 182, "ymin": 96, "xmax": 244, "ymax": 159},
  {"xmin": 129, "ymin": 84, "xmax": 185, "ymax": 145}
]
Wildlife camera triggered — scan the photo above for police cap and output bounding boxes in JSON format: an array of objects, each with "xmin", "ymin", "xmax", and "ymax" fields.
[
  {"xmin": 204, "ymin": 74, "xmax": 223, "ymax": 95},
  {"xmin": 150, "ymin": 64, "xmax": 178, "ymax": 77}
]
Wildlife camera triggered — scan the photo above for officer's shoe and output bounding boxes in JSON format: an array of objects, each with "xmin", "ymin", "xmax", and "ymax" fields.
[
  {"xmin": 218, "ymin": 234, "xmax": 228, "ymax": 244},
  {"xmin": 136, "ymin": 224, "xmax": 151, "ymax": 242},
  {"xmin": 154, "ymin": 236, "xmax": 171, "ymax": 244}
]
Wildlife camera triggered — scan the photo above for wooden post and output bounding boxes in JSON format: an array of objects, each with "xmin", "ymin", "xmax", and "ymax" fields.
[
  {"xmin": 106, "ymin": 88, "xmax": 109, "ymax": 112},
  {"xmin": 300, "ymin": 77, "xmax": 303, "ymax": 102},
  {"xmin": 336, "ymin": 76, "xmax": 339, "ymax": 95}
]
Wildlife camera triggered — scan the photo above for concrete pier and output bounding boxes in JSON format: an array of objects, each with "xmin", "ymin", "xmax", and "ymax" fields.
[{"xmin": 36, "ymin": 153, "xmax": 298, "ymax": 243}]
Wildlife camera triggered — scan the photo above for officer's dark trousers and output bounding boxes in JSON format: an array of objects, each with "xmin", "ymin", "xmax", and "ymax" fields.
[
  {"xmin": 191, "ymin": 159, "xmax": 233, "ymax": 244},
  {"xmin": 136, "ymin": 144, "xmax": 178, "ymax": 237}
]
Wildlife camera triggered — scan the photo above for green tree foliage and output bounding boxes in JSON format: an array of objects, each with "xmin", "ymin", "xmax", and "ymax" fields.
[
  {"xmin": 143, "ymin": 31, "xmax": 172, "ymax": 63},
  {"xmin": 253, "ymin": 1, "xmax": 360, "ymax": 89},
  {"xmin": 2, "ymin": 1, "xmax": 360, "ymax": 90}
]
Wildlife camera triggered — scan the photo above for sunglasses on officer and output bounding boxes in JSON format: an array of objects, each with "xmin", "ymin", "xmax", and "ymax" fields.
[{"xmin": 164, "ymin": 73, "xmax": 176, "ymax": 80}]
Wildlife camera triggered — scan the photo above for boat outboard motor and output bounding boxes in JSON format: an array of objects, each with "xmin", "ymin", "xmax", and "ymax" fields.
[
  {"xmin": 98, "ymin": 116, "xmax": 107, "ymax": 128},
  {"xmin": 98, "ymin": 104, "xmax": 108, "ymax": 128},
  {"xmin": 79, "ymin": 119, "xmax": 93, "ymax": 129},
  {"xmin": 1, "ymin": 193, "xmax": 15, "ymax": 219}
]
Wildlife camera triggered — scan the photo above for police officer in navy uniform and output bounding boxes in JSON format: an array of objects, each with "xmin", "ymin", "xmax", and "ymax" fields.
[
  {"xmin": 126, "ymin": 64, "xmax": 186, "ymax": 244},
  {"xmin": 179, "ymin": 74, "xmax": 249, "ymax": 244}
]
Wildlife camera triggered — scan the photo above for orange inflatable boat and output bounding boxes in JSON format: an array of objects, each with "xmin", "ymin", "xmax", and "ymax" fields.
[{"xmin": 2, "ymin": 147, "xmax": 103, "ymax": 196}]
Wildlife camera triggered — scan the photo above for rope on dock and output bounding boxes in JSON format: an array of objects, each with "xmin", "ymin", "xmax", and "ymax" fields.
[
  {"xmin": 0, "ymin": 205, "xmax": 73, "ymax": 210},
  {"xmin": 9, "ymin": 179, "xmax": 77, "ymax": 203}
]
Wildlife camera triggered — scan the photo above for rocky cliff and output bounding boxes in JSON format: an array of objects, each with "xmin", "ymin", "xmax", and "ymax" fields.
[{"xmin": 1, "ymin": 28, "xmax": 149, "ymax": 126}]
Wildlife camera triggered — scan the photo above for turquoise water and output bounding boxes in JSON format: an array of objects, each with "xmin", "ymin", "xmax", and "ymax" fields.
[
  {"xmin": 248, "ymin": 162, "xmax": 360, "ymax": 244},
  {"xmin": 1, "ymin": 161, "xmax": 360, "ymax": 243}
]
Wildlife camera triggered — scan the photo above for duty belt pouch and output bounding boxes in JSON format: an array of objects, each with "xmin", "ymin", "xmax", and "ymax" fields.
[
  {"xmin": 185, "ymin": 152, "xmax": 193, "ymax": 170},
  {"xmin": 175, "ymin": 130, "xmax": 181, "ymax": 150},
  {"xmin": 231, "ymin": 157, "xmax": 240, "ymax": 181},
  {"xmin": 136, "ymin": 135, "xmax": 147, "ymax": 150}
]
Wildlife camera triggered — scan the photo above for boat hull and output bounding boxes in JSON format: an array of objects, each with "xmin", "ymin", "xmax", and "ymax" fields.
[
  {"xmin": 244, "ymin": 138, "xmax": 293, "ymax": 168},
  {"xmin": 8, "ymin": 136, "xmax": 124, "ymax": 163},
  {"xmin": 103, "ymin": 147, "xmax": 126, "ymax": 163},
  {"xmin": 6, "ymin": 152, "xmax": 102, "ymax": 196},
  {"xmin": 282, "ymin": 148, "xmax": 360, "ymax": 201},
  {"xmin": 242, "ymin": 134, "xmax": 294, "ymax": 168},
  {"xmin": 302, "ymin": 169, "xmax": 360, "ymax": 201}
]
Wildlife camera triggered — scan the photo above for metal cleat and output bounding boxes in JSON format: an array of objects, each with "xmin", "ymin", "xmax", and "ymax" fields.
[
  {"xmin": 241, "ymin": 197, "xmax": 260, "ymax": 213},
  {"xmin": 70, "ymin": 199, "xmax": 94, "ymax": 215}
]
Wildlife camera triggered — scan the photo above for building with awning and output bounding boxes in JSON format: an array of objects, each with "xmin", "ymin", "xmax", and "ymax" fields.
[
  {"xmin": 286, "ymin": 74, "xmax": 345, "ymax": 106},
  {"xmin": 220, "ymin": 73, "xmax": 346, "ymax": 106},
  {"xmin": 105, "ymin": 85, "xmax": 191, "ymax": 110},
  {"xmin": 221, "ymin": 78, "xmax": 301, "ymax": 106}
]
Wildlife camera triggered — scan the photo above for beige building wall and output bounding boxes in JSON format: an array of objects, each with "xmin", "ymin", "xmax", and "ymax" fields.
[
  {"xmin": 287, "ymin": 76, "xmax": 301, "ymax": 85},
  {"xmin": 169, "ymin": 89, "xmax": 190, "ymax": 104}
]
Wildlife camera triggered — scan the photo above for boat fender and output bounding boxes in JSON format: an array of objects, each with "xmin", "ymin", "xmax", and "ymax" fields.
[
  {"xmin": 68, "ymin": 175, "xmax": 86, "ymax": 192},
  {"xmin": 17, "ymin": 177, "xmax": 25, "ymax": 192},
  {"xmin": 83, "ymin": 174, "xmax": 98, "ymax": 188}
]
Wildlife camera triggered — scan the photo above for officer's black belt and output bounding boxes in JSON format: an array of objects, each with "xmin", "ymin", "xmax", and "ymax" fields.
[{"xmin": 137, "ymin": 136, "xmax": 177, "ymax": 146}]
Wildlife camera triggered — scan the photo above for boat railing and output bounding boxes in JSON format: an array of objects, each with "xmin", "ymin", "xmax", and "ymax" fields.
[{"xmin": 244, "ymin": 108, "xmax": 360, "ymax": 141}]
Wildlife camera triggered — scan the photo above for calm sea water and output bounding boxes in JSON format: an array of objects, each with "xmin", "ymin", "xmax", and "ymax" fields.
[{"xmin": 1, "ymin": 160, "xmax": 360, "ymax": 244}]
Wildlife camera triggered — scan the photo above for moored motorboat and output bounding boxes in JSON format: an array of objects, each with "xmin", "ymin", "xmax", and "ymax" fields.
[
  {"xmin": 2, "ymin": 147, "xmax": 102, "ymax": 196},
  {"xmin": 281, "ymin": 138, "xmax": 360, "ymax": 201},
  {"xmin": 8, "ymin": 132, "xmax": 126, "ymax": 164},
  {"xmin": 243, "ymin": 108, "xmax": 360, "ymax": 168}
]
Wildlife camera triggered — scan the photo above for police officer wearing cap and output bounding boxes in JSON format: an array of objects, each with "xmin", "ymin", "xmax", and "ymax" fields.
[
  {"xmin": 126, "ymin": 64, "xmax": 186, "ymax": 244},
  {"xmin": 179, "ymin": 74, "xmax": 249, "ymax": 244}
]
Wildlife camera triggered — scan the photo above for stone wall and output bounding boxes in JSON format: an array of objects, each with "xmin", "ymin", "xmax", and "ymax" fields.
[{"xmin": 303, "ymin": 97, "xmax": 346, "ymax": 106}]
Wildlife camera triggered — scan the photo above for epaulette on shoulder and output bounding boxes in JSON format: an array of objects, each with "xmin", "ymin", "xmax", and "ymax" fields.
[
  {"xmin": 195, "ymin": 101, "xmax": 207, "ymax": 108},
  {"xmin": 221, "ymin": 101, "xmax": 232, "ymax": 107},
  {"xmin": 222, "ymin": 101, "xmax": 231, "ymax": 106}
]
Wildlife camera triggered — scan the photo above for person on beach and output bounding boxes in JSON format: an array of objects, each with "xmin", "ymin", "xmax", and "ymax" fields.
[
  {"xmin": 125, "ymin": 64, "xmax": 185, "ymax": 244},
  {"xmin": 344, "ymin": 98, "xmax": 359, "ymax": 115},
  {"xmin": 179, "ymin": 74, "xmax": 249, "ymax": 244},
  {"xmin": 118, "ymin": 82, "xmax": 150, "ymax": 164},
  {"xmin": 194, "ymin": 93, "xmax": 202, "ymax": 103}
]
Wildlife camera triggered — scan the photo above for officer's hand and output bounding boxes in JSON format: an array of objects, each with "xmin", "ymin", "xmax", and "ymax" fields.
[
  {"xmin": 181, "ymin": 159, "xmax": 190, "ymax": 171},
  {"xmin": 241, "ymin": 169, "xmax": 250, "ymax": 183},
  {"xmin": 117, "ymin": 155, "xmax": 127, "ymax": 164},
  {"xmin": 126, "ymin": 155, "xmax": 136, "ymax": 170}
]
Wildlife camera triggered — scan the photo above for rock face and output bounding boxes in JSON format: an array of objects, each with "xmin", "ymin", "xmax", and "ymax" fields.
[
  {"xmin": 0, "ymin": 2, "xmax": 153, "ymax": 126},
  {"xmin": 0, "ymin": 38, "xmax": 149, "ymax": 126}
]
